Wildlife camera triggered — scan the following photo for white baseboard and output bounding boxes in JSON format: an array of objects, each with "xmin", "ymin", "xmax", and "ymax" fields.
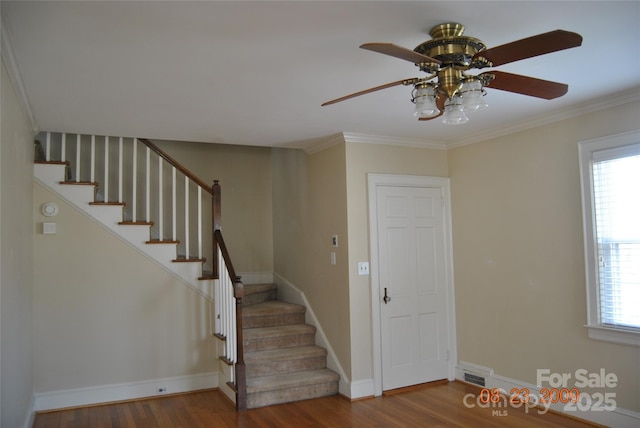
[
  {"xmin": 456, "ymin": 361, "xmax": 640, "ymax": 428},
  {"xmin": 33, "ymin": 371, "xmax": 218, "ymax": 412},
  {"xmin": 349, "ymin": 379, "xmax": 375, "ymax": 400}
]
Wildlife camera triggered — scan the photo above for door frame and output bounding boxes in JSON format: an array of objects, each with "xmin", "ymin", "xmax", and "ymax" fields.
[{"xmin": 367, "ymin": 174, "xmax": 457, "ymax": 396}]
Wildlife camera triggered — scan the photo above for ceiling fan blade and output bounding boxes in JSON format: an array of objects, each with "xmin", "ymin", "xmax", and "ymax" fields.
[
  {"xmin": 360, "ymin": 43, "xmax": 441, "ymax": 65},
  {"xmin": 481, "ymin": 70, "xmax": 568, "ymax": 99},
  {"xmin": 418, "ymin": 93, "xmax": 446, "ymax": 121},
  {"xmin": 321, "ymin": 78, "xmax": 417, "ymax": 106},
  {"xmin": 474, "ymin": 30, "xmax": 582, "ymax": 67}
]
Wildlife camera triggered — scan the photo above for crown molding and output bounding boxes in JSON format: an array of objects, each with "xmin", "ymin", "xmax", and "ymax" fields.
[
  {"xmin": 342, "ymin": 132, "xmax": 448, "ymax": 150},
  {"xmin": 298, "ymin": 132, "xmax": 448, "ymax": 155},
  {"xmin": 292, "ymin": 133, "xmax": 345, "ymax": 155},
  {"xmin": 448, "ymin": 88, "xmax": 640, "ymax": 149},
  {"xmin": 1, "ymin": 12, "xmax": 39, "ymax": 134}
]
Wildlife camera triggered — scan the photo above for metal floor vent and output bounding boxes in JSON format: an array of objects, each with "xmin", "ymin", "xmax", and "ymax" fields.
[{"xmin": 464, "ymin": 372, "xmax": 486, "ymax": 387}]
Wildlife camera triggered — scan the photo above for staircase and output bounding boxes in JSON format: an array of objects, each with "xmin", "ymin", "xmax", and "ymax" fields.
[
  {"xmin": 33, "ymin": 131, "xmax": 339, "ymax": 410},
  {"xmin": 241, "ymin": 284, "xmax": 339, "ymax": 408},
  {"xmin": 33, "ymin": 160, "xmax": 214, "ymax": 298}
]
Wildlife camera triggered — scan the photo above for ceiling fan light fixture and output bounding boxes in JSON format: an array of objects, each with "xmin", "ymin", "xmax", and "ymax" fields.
[
  {"xmin": 322, "ymin": 23, "xmax": 582, "ymax": 126},
  {"xmin": 442, "ymin": 96, "xmax": 469, "ymax": 125},
  {"xmin": 412, "ymin": 84, "xmax": 439, "ymax": 119},
  {"xmin": 460, "ymin": 79, "xmax": 488, "ymax": 112}
]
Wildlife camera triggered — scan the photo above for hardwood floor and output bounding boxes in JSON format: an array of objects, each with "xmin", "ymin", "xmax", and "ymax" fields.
[{"xmin": 33, "ymin": 381, "xmax": 601, "ymax": 427}]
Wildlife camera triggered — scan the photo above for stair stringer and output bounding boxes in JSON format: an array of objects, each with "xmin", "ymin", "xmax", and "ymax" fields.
[
  {"xmin": 272, "ymin": 273, "xmax": 351, "ymax": 398},
  {"xmin": 34, "ymin": 163, "xmax": 214, "ymax": 299}
]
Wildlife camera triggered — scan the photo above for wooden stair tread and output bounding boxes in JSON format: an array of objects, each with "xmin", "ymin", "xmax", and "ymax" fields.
[
  {"xmin": 243, "ymin": 301, "xmax": 305, "ymax": 317},
  {"xmin": 146, "ymin": 239, "xmax": 180, "ymax": 244},
  {"xmin": 245, "ymin": 346, "xmax": 326, "ymax": 363},
  {"xmin": 60, "ymin": 181, "xmax": 97, "ymax": 186},
  {"xmin": 35, "ymin": 160, "xmax": 69, "ymax": 165},
  {"xmin": 172, "ymin": 257, "xmax": 206, "ymax": 263},
  {"xmin": 247, "ymin": 369, "xmax": 339, "ymax": 393},
  {"xmin": 90, "ymin": 201, "xmax": 126, "ymax": 206},
  {"xmin": 118, "ymin": 221, "xmax": 154, "ymax": 226},
  {"xmin": 243, "ymin": 324, "xmax": 315, "ymax": 340}
]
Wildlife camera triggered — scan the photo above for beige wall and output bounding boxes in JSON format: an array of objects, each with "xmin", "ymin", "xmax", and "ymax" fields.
[
  {"xmin": 1, "ymin": 57, "xmax": 36, "ymax": 427},
  {"xmin": 153, "ymin": 140, "xmax": 273, "ymax": 274},
  {"xmin": 345, "ymin": 142, "xmax": 449, "ymax": 382},
  {"xmin": 272, "ymin": 141, "xmax": 449, "ymax": 384},
  {"xmin": 272, "ymin": 144, "xmax": 352, "ymax": 376},
  {"xmin": 33, "ymin": 183, "xmax": 215, "ymax": 392},
  {"xmin": 448, "ymin": 100, "xmax": 640, "ymax": 411}
]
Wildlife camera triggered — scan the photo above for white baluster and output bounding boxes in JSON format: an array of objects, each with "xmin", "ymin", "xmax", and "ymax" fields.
[
  {"xmin": 104, "ymin": 136, "xmax": 109, "ymax": 202},
  {"xmin": 145, "ymin": 146, "xmax": 150, "ymax": 223},
  {"xmin": 230, "ymin": 283, "xmax": 237, "ymax": 363},
  {"xmin": 225, "ymin": 265, "xmax": 233, "ymax": 361},
  {"xmin": 223, "ymin": 266, "xmax": 230, "ymax": 357},
  {"xmin": 197, "ymin": 186, "xmax": 202, "ymax": 259},
  {"xmin": 90, "ymin": 135, "xmax": 95, "ymax": 183},
  {"xmin": 223, "ymin": 260, "xmax": 229, "ymax": 338},
  {"xmin": 118, "ymin": 137, "xmax": 123, "ymax": 203},
  {"xmin": 220, "ymin": 257, "xmax": 226, "ymax": 337},
  {"xmin": 172, "ymin": 167, "xmax": 177, "ymax": 241},
  {"xmin": 132, "ymin": 138, "xmax": 138, "ymax": 221},
  {"xmin": 158, "ymin": 156, "xmax": 163, "ymax": 241},
  {"xmin": 215, "ymin": 250, "xmax": 221, "ymax": 335},
  {"xmin": 75, "ymin": 134, "xmax": 81, "ymax": 182},
  {"xmin": 61, "ymin": 133, "xmax": 66, "ymax": 163},
  {"xmin": 45, "ymin": 132, "xmax": 51, "ymax": 161},
  {"xmin": 185, "ymin": 176, "xmax": 190, "ymax": 259}
]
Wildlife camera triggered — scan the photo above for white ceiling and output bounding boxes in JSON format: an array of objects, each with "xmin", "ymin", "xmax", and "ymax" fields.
[{"xmin": 3, "ymin": 1, "xmax": 640, "ymax": 150}]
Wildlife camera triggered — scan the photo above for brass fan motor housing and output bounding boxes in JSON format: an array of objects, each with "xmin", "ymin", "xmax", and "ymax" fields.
[{"xmin": 413, "ymin": 23, "xmax": 488, "ymax": 71}]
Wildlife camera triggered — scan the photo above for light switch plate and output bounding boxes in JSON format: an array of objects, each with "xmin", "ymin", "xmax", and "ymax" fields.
[
  {"xmin": 358, "ymin": 262, "xmax": 369, "ymax": 275},
  {"xmin": 43, "ymin": 222, "xmax": 57, "ymax": 234}
]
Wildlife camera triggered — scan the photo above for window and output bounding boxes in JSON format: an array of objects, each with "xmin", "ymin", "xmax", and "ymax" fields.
[{"xmin": 579, "ymin": 130, "xmax": 640, "ymax": 346}]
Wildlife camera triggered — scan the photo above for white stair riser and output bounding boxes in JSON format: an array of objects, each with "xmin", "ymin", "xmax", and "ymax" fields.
[{"xmin": 85, "ymin": 205, "xmax": 125, "ymax": 227}]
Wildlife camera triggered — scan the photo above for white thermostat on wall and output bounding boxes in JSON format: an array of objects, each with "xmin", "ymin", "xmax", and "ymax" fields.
[{"xmin": 41, "ymin": 202, "xmax": 59, "ymax": 217}]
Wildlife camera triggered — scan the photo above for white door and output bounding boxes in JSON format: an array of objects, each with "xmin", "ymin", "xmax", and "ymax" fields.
[{"xmin": 376, "ymin": 184, "xmax": 450, "ymax": 391}]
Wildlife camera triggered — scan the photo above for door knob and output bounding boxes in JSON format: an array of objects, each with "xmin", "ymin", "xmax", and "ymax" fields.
[{"xmin": 383, "ymin": 287, "xmax": 391, "ymax": 304}]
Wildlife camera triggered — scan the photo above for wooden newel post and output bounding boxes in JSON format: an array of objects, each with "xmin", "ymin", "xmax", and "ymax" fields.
[
  {"xmin": 212, "ymin": 180, "xmax": 221, "ymax": 278},
  {"xmin": 234, "ymin": 280, "xmax": 247, "ymax": 411}
]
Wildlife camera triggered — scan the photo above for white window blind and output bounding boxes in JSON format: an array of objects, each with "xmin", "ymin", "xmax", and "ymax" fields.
[{"xmin": 592, "ymin": 147, "xmax": 640, "ymax": 329}]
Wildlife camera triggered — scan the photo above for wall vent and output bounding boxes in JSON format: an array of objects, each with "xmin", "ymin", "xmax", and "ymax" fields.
[{"xmin": 464, "ymin": 372, "xmax": 486, "ymax": 387}]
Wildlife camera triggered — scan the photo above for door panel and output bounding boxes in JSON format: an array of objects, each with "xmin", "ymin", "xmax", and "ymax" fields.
[{"xmin": 377, "ymin": 185, "xmax": 449, "ymax": 390}]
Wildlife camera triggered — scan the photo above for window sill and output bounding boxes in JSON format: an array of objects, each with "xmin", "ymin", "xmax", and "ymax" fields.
[{"xmin": 586, "ymin": 325, "xmax": 640, "ymax": 347}]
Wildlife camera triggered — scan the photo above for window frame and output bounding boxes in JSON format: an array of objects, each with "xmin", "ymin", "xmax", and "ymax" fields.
[{"xmin": 578, "ymin": 129, "xmax": 640, "ymax": 347}]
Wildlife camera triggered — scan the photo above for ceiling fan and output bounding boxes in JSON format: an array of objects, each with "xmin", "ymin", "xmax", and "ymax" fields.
[{"xmin": 321, "ymin": 23, "xmax": 582, "ymax": 124}]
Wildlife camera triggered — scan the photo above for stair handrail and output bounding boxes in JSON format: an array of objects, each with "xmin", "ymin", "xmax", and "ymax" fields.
[
  {"xmin": 213, "ymin": 229, "xmax": 246, "ymax": 410},
  {"xmin": 138, "ymin": 138, "xmax": 212, "ymax": 195}
]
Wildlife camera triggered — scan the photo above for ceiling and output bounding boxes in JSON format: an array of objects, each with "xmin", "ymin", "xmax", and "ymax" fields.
[{"xmin": 3, "ymin": 1, "xmax": 640, "ymax": 150}]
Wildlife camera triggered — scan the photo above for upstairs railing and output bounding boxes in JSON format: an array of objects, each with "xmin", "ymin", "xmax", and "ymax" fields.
[{"xmin": 35, "ymin": 131, "xmax": 247, "ymax": 410}]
